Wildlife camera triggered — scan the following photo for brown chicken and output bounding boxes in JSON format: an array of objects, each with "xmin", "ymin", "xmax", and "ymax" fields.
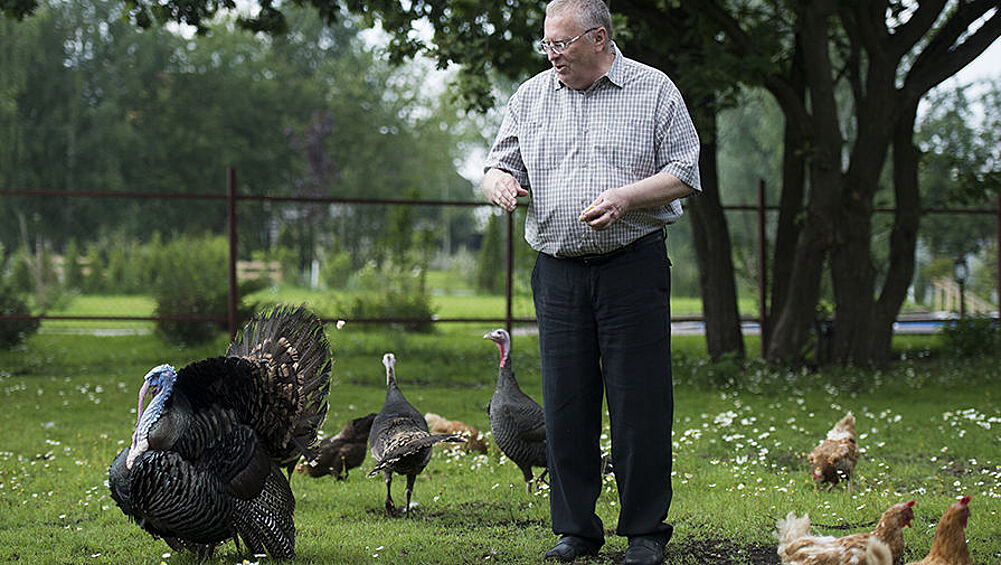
[
  {"xmin": 424, "ymin": 412, "xmax": 489, "ymax": 454},
  {"xmin": 906, "ymin": 496, "xmax": 972, "ymax": 565},
  {"xmin": 297, "ymin": 413, "xmax": 377, "ymax": 479},
  {"xmin": 777, "ymin": 500, "xmax": 916, "ymax": 565},
  {"xmin": 809, "ymin": 412, "xmax": 860, "ymax": 489}
]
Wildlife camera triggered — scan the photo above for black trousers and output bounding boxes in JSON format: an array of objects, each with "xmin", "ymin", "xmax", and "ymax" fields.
[{"xmin": 532, "ymin": 231, "xmax": 674, "ymax": 545}]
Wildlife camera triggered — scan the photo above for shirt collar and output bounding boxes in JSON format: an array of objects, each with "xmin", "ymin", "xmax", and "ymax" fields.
[{"xmin": 551, "ymin": 42, "xmax": 626, "ymax": 91}]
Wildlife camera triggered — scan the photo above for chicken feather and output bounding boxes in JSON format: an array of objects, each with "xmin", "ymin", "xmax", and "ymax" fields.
[
  {"xmin": 809, "ymin": 412, "xmax": 860, "ymax": 489},
  {"xmin": 777, "ymin": 500, "xmax": 915, "ymax": 565},
  {"xmin": 905, "ymin": 496, "xmax": 971, "ymax": 565}
]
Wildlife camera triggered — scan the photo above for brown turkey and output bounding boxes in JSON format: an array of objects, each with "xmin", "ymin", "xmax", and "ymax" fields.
[
  {"xmin": 424, "ymin": 412, "xmax": 489, "ymax": 454},
  {"xmin": 484, "ymin": 328, "xmax": 548, "ymax": 493},
  {"xmin": 297, "ymin": 413, "xmax": 376, "ymax": 480},
  {"xmin": 107, "ymin": 304, "xmax": 332, "ymax": 560},
  {"xmin": 367, "ymin": 353, "xmax": 463, "ymax": 515}
]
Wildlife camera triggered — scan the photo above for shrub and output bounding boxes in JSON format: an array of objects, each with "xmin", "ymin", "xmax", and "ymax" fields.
[
  {"xmin": 320, "ymin": 249, "xmax": 353, "ymax": 289},
  {"xmin": 63, "ymin": 240, "xmax": 84, "ymax": 291},
  {"xmin": 940, "ymin": 317, "xmax": 1000, "ymax": 358},
  {"xmin": 347, "ymin": 289, "xmax": 435, "ymax": 333},
  {"xmin": 476, "ymin": 211, "xmax": 505, "ymax": 294},
  {"xmin": 0, "ymin": 278, "xmax": 39, "ymax": 349},
  {"xmin": 83, "ymin": 244, "xmax": 106, "ymax": 293},
  {"xmin": 151, "ymin": 235, "xmax": 263, "ymax": 345},
  {"xmin": 341, "ymin": 258, "xmax": 436, "ymax": 333}
]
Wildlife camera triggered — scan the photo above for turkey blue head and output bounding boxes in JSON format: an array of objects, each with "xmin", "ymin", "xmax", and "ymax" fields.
[{"xmin": 126, "ymin": 364, "xmax": 177, "ymax": 469}]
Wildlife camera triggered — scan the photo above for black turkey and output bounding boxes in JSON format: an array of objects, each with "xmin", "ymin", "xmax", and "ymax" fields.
[
  {"xmin": 484, "ymin": 328, "xmax": 548, "ymax": 493},
  {"xmin": 367, "ymin": 353, "xmax": 463, "ymax": 515},
  {"xmin": 297, "ymin": 413, "xmax": 376, "ymax": 480},
  {"xmin": 108, "ymin": 304, "xmax": 332, "ymax": 560}
]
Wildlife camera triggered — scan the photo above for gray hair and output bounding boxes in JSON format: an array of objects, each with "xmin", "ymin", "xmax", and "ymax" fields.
[{"xmin": 546, "ymin": 0, "xmax": 614, "ymax": 44}]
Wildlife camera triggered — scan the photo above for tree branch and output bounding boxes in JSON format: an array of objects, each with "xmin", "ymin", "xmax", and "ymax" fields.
[
  {"xmin": 889, "ymin": 0, "xmax": 948, "ymax": 58},
  {"xmin": 694, "ymin": 0, "xmax": 810, "ymax": 127},
  {"xmin": 904, "ymin": 3, "xmax": 1001, "ymax": 101}
]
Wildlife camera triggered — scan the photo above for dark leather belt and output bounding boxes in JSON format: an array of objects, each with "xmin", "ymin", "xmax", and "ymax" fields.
[{"xmin": 555, "ymin": 230, "xmax": 664, "ymax": 264}]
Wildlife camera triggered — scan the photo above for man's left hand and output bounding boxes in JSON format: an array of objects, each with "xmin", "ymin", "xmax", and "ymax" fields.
[{"xmin": 579, "ymin": 187, "xmax": 628, "ymax": 230}]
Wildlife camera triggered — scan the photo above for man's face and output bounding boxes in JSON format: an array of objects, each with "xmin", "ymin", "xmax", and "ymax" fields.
[{"xmin": 543, "ymin": 12, "xmax": 601, "ymax": 90}]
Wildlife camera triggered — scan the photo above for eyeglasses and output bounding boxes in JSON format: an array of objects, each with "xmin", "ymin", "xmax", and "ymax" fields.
[{"xmin": 535, "ymin": 27, "xmax": 599, "ymax": 56}]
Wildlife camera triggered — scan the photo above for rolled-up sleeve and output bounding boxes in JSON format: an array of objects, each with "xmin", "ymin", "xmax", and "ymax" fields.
[
  {"xmin": 655, "ymin": 84, "xmax": 701, "ymax": 194},
  {"xmin": 483, "ymin": 91, "xmax": 531, "ymax": 189}
]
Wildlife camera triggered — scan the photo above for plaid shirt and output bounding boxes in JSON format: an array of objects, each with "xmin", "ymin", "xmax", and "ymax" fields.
[{"xmin": 484, "ymin": 44, "xmax": 701, "ymax": 257}]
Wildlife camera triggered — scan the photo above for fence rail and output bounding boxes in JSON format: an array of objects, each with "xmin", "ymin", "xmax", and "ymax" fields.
[{"xmin": 3, "ymin": 169, "xmax": 999, "ymax": 349}]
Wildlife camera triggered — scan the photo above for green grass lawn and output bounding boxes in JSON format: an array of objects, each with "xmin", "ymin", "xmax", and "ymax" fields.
[{"xmin": 1, "ymin": 320, "xmax": 999, "ymax": 565}]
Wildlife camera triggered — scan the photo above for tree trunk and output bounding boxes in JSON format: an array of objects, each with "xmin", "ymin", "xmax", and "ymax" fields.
[
  {"xmin": 766, "ymin": 1, "xmax": 842, "ymax": 363},
  {"xmin": 767, "ymin": 42, "xmax": 808, "ymax": 342},
  {"xmin": 863, "ymin": 103, "xmax": 922, "ymax": 364},
  {"xmin": 688, "ymin": 107, "xmax": 745, "ymax": 360},
  {"xmin": 824, "ymin": 26, "xmax": 898, "ymax": 361}
]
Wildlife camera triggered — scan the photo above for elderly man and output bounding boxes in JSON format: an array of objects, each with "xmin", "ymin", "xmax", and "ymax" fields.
[{"xmin": 480, "ymin": 1, "xmax": 701, "ymax": 564}]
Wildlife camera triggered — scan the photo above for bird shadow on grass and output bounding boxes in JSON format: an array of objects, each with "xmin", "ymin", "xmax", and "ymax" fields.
[{"xmin": 362, "ymin": 500, "xmax": 549, "ymax": 529}]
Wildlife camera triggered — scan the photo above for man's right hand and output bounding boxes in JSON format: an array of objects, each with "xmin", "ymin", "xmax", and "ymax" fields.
[{"xmin": 482, "ymin": 168, "xmax": 528, "ymax": 212}]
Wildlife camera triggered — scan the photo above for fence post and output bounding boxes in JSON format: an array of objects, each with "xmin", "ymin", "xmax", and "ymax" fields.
[
  {"xmin": 506, "ymin": 210, "xmax": 514, "ymax": 335},
  {"xmin": 227, "ymin": 167, "xmax": 238, "ymax": 340},
  {"xmin": 757, "ymin": 178, "xmax": 768, "ymax": 358}
]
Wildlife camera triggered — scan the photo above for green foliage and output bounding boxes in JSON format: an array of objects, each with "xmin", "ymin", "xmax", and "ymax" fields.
[
  {"xmin": 8, "ymin": 247, "xmax": 33, "ymax": 293},
  {"xmin": 1, "ymin": 0, "xmax": 478, "ymax": 269},
  {"xmin": 476, "ymin": 211, "xmax": 505, "ymax": 294},
  {"xmin": 151, "ymin": 235, "xmax": 263, "ymax": 345},
  {"xmin": 335, "ymin": 258, "xmax": 436, "ymax": 333},
  {"xmin": 82, "ymin": 243, "xmax": 105, "ymax": 294},
  {"xmin": 0, "ymin": 244, "xmax": 40, "ymax": 348},
  {"xmin": 344, "ymin": 289, "xmax": 435, "ymax": 334},
  {"xmin": 940, "ymin": 317, "xmax": 1000, "ymax": 358},
  {"xmin": 320, "ymin": 248, "xmax": 353, "ymax": 289},
  {"xmin": 0, "ymin": 279, "xmax": 38, "ymax": 348},
  {"xmin": 63, "ymin": 239, "xmax": 83, "ymax": 290},
  {"xmin": 7, "ymin": 241, "xmax": 64, "ymax": 311}
]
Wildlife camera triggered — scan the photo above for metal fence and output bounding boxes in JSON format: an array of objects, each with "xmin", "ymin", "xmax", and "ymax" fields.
[{"xmin": 2, "ymin": 169, "xmax": 999, "ymax": 342}]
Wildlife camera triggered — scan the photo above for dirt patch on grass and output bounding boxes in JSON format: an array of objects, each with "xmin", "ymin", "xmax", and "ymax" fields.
[
  {"xmin": 589, "ymin": 537, "xmax": 780, "ymax": 565},
  {"xmin": 670, "ymin": 537, "xmax": 780, "ymax": 564}
]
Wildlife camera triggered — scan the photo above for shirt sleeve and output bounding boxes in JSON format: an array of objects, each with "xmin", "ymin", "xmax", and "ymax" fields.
[
  {"xmin": 654, "ymin": 83, "xmax": 702, "ymax": 194},
  {"xmin": 483, "ymin": 90, "xmax": 531, "ymax": 189}
]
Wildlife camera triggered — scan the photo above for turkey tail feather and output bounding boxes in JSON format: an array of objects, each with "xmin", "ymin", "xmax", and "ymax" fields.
[
  {"xmin": 233, "ymin": 467, "xmax": 296, "ymax": 560},
  {"xmin": 368, "ymin": 433, "xmax": 464, "ymax": 476},
  {"xmin": 227, "ymin": 304, "xmax": 333, "ymax": 465}
]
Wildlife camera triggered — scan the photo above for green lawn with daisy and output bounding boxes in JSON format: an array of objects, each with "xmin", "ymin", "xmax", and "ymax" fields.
[{"xmin": 0, "ymin": 322, "xmax": 998, "ymax": 564}]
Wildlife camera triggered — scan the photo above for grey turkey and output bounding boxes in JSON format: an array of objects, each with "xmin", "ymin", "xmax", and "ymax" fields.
[
  {"xmin": 484, "ymin": 328, "xmax": 548, "ymax": 493},
  {"xmin": 297, "ymin": 413, "xmax": 376, "ymax": 480},
  {"xmin": 367, "ymin": 353, "xmax": 463, "ymax": 515},
  {"xmin": 108, "ymin": 304, "xmax": 332, "ymax": 560}
]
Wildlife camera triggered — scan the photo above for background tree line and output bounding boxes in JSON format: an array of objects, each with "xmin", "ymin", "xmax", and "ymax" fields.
[
  {"xmin": 2, "ymin": 0, "xmax": 999, "ymax": 364},
  {"xmin": 0, "ymin": 0, "xmax": 485, "ymax": 282}
]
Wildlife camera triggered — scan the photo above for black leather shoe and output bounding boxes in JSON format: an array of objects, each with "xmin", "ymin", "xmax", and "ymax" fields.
[
  {"xmin": 622, "ymin": 536, "xmax": 665, "ymax": 565},
  {"xmin": 543, "ymin": 536, "xmax": 600, "ymax": 562}
]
